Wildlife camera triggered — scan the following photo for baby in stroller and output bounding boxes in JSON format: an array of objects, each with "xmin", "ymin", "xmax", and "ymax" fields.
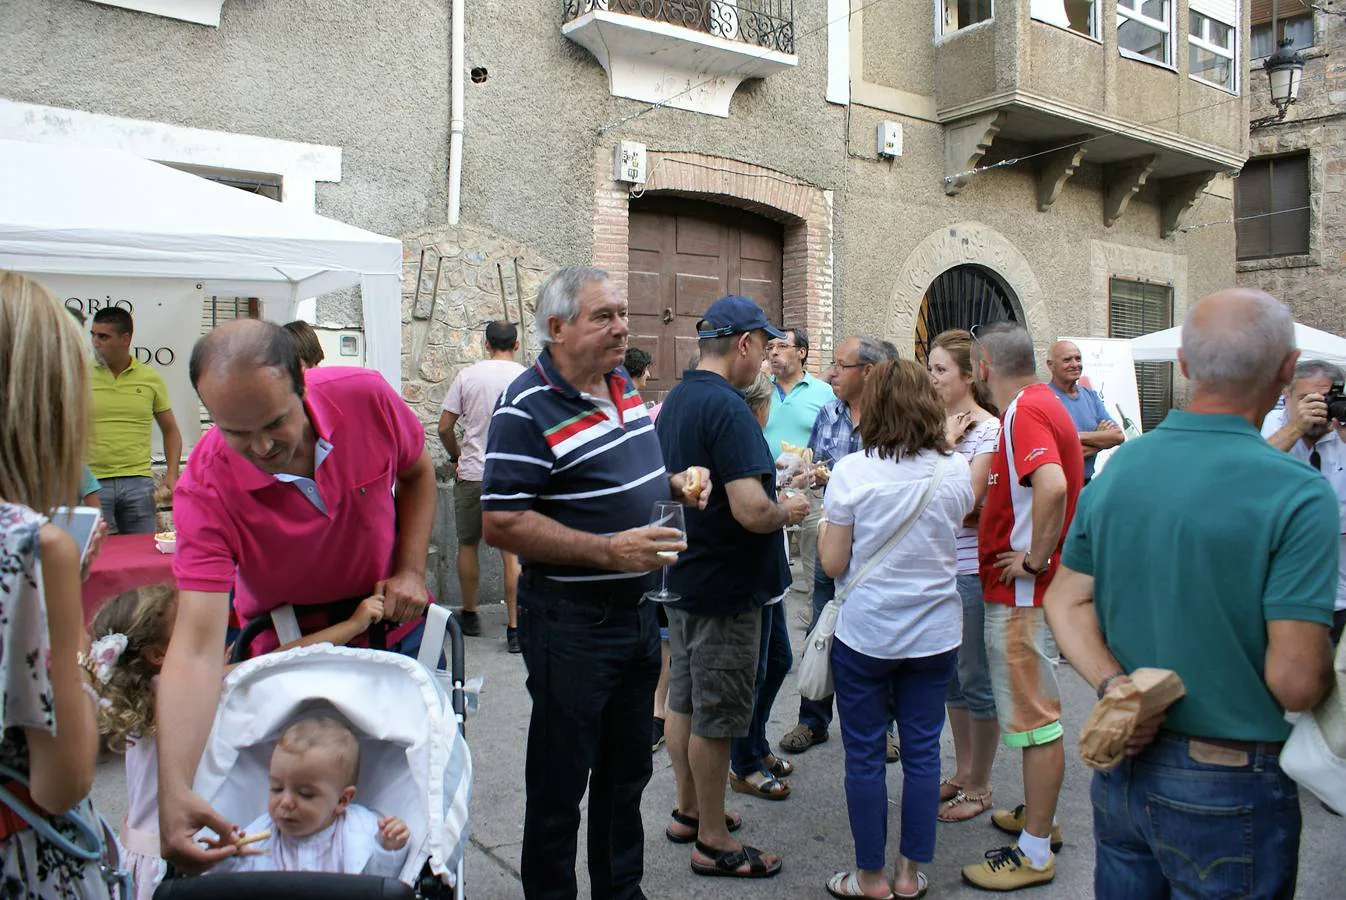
[{"xmin": 209, "ymin": 716, "xmax": 410, "ymax": 877}]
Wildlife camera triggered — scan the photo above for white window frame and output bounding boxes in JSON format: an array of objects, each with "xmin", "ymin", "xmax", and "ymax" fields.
[
  {"xmin": 1188, "ymin": 9, "xmax": 1237, "ymax": 94},
  {"xmin": 1031, "ymin": 0, "xmax": 1101, "ymax": 41},
  {"xmin": 1117, "ymin": 0, "xmax": 1173, "ymax": 68},
  {"xmin": 936, "ymin": 0, "xmax": 995, "ymax": 40}
]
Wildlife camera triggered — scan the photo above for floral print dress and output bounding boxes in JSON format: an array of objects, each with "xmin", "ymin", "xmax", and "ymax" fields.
[{"xmin": 0, "ymin": 503, "xmax": 113, "ymax": 900}]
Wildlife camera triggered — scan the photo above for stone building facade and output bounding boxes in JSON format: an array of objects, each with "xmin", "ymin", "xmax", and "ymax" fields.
[{"xmin": 1236, "ymin": 2, "xmax": 1346, "ymax": 332}]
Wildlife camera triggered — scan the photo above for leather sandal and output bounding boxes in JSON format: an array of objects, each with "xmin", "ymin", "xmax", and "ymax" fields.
[
  {"xmin": 764, "ymin": 753, "xmax": 794, "ymax": 777},
  {"xmin": 729, "ymin": 770, "xmax": 791, "ymax": 801},
  {"xmin": 938, "ymin": 788, "xmax": 993, "ymax": 823},
  {"xmin": 665, "ymin": 808, "xmax": 742, "ymax": 844},
  {"xmin": 939, "ymin": 777, "xmax": 963, "ymax": 803},
  {"xmin": 690, "ymin": 841, "xmax": 782, "ymax": 878}
]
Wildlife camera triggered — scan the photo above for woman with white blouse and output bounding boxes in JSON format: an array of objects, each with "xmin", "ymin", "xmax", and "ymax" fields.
[{"xmin": 818, "ymin": 360, "xmax": 973, "ymax": 900}]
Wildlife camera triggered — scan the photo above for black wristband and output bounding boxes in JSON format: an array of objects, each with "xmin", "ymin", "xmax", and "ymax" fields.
[{"xmin": 1096, "ymin": 671, "xmax": 1128, "ymax": 700}]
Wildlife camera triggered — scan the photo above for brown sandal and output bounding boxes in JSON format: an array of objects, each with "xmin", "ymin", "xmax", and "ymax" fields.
[
  {"xmin": 937, "ymin": 788, "xmax": 992, "ymax": 823},
  {"xmin": 729, "ymin": 770, "xmax": 791, "ymax": 801},
  {"xmin": 938, "ymin": 777, "xmax": 963, "ymax": 803}
]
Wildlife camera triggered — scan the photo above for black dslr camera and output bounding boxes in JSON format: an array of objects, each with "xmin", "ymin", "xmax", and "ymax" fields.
[{"xmin": 1327, "ymin": 381, "xmax": 1346, "ymax": 423}]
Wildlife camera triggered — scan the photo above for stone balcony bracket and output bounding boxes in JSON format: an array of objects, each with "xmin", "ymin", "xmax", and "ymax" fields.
[
  {"xmin": 1104, "ymin": 155, "xmax": 1157, "ymax": 228},
  {"xmin": 943, "ymin": 112, "xmax": 1007, "ymax": 196},
  {"xmin": 1035, "ymin": 142, "xmax": 1089, "ymax": 212},
  {"xmin": 1159, "ymin": 172, "xmax": 1218, "ymax": 239},
  {"xmin": 561, "ymin": 5, "xmax": 798, "ymax": 119}
]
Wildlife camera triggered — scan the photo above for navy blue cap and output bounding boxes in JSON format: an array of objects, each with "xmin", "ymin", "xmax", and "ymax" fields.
[{"xmin": 696, "ymin": 295, "xmax": 787, "ymax": 341}]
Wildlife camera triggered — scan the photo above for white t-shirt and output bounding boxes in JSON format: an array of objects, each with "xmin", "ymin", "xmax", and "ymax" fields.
[
  {"xmin": 442, "ymin": 359, "xmax": 527, "ymax": 481},
  {"xmin": 825, "ymin": 448, "xmax": 974, "ymax": 660},
  {"xmin": 1260, "ymin": 409, "xmax": 1346, "ymax": 611},
  {"xmin": 953, "ymin": 417, "xmax": 1000, "ymax": 576}
]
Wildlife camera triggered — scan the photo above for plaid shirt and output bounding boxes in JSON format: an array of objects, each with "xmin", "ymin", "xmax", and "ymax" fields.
[{"xmin": 806, "ymin": 398, "xmax": 860, "ymax": 465}]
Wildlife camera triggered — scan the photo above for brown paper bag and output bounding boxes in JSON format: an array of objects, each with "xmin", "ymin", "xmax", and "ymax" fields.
[{"xmin": 1078, "ymin": 668, "xmax": 1186, "ymax": 771}]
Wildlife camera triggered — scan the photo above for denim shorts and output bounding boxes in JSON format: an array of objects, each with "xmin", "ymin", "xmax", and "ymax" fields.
[
  {"xmin": 665, "ymin": 607, "xmax": 761, "ymax": 739},
  {"xmin": 984, "ymin": 603, "xmax": 1061, "ymax": 747},
  {"xmin": 945, "ymin": 574, "xmax": 997, "ymax": 719}
]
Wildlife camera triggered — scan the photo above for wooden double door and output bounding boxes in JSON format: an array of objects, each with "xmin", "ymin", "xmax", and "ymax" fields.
[{"xmin": 627, "ymin": 197, "xmax": 784, "ymax": 398}]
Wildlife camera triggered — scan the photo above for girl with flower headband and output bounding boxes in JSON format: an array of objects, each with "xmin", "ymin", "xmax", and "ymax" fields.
[{"xmin": 87, "ymin": 585, "xmax": 178, "ymax": 900}]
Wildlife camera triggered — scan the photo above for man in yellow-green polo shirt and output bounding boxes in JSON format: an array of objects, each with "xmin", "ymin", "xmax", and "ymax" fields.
[{"xmin": 89, "ymin": 307, "xmax": 183, "ymax": 534}]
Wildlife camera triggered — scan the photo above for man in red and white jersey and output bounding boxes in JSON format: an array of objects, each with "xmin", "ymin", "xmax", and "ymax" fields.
[{"xmin": 962, "ymin": 322, "xmax": 1084, "ymax": 892}]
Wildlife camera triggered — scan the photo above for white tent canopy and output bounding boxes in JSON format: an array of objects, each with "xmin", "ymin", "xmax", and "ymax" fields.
[
  {"xmin": 1131, "ymin": 321, "xmax": 1346, "ymax": 368},
  {"xmin": 0, "ymin": 138, "xmax": 402, "ymax": 386}
]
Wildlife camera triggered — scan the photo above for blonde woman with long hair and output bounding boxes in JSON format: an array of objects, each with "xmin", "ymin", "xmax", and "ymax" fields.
[
  {"xmin": 927, "ymin": 329, "xmax": 1001, "ymax": 824},
  {"xmin": 0, "ymin": 270, "xmax": 111, "ymax": 898}
]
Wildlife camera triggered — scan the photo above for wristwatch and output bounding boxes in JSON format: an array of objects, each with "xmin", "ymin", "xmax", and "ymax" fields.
[{"xmin": 1022, "ymin": 553, "xmax": 1047, "ymax": 576}]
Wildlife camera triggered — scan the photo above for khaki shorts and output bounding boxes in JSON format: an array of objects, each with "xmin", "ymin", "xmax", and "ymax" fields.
[
  {"xmin": 453, "ymin": 479, "xmax": 483, "ymax": 546},
  {"xmin": 665, "ymin": 607, "xmax": 761, "ymax": 739},
  {"xmin": 984, "ymin": 603, "xmax": 1063, "ymax": 748}
]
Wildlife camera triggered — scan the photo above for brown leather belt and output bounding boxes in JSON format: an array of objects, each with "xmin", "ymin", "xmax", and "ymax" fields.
[{"xmin": 1164, "ymin": 731, "xmax": 1284, "ymax": 755}]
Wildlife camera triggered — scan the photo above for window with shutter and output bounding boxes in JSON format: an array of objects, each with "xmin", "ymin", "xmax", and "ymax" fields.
[
  {"xmin": 1109, "ymin": 278, "xmax": 1174, "ymax": 431},
  {"xmin": 1235, "ymin": 154, "xmax": 1310, "ymax": 260}
]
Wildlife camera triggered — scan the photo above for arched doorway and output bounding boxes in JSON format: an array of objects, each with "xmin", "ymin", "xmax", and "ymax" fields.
[
  {"xmin": 627, "ymin": 196, "xmax": 784, "ymax": 398},
  {"xmin": 913, "ymin": 264, "xmax": 1022, "ymax": 363}
]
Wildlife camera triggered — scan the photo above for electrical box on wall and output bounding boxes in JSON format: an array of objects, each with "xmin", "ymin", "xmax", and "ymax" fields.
[
  {"xmin": 614, "ymin": 141, "xmax": 647, "ymax": 184},
  {"xmin": 877, "ymin": 121, "xmax": 903, "ymax": 158},
  {"xmin": 314, "ymin": 327, "xmax": 364, "ymax": 366}
]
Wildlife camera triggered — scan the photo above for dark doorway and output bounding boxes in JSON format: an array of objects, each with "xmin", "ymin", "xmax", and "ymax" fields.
[{"xmin": 914, "ymin": 264, "xmax": 1021, "ymax": 363}]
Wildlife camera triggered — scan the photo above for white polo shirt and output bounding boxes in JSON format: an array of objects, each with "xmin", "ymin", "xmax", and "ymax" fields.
[{"xmin": 1261, "ymin": 410, "xmax": 1346, "ymax": 610}]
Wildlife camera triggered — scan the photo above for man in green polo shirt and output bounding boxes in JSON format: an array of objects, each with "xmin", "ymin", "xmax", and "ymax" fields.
[
  {"xmin": 89, "ymin": 307, "xmax": 183, "ymax": 534},
  {"xmin": 1045, "ymin": 288, "xmax": 1337, "ymax": 900},
  {"xmin": 763, "ymin": 328, "xmax": 832, "ymax": 593}
]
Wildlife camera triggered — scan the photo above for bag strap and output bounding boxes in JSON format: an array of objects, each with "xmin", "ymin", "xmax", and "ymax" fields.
[{"xmin": 832, "ymin": 453, "xmax": 951, "ymax": 607}]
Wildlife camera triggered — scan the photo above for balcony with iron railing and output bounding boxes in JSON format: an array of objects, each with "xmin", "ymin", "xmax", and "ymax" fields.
[{"xmin": 561, "ymin": 1, "xmax": 798, "ymax": 117}]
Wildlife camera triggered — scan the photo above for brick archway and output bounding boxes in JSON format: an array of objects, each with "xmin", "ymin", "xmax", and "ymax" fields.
[{"xmin": 592, "ymin": 150, "xmax": 835, "ymax": 371}]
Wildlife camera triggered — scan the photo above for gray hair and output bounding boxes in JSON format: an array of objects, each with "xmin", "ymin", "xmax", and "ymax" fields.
[
  {"xmin": 741, "ymin": 372, "xmax": 773, "ymax": 413},
  {"xmin": 534, "ymin": 266, "xmax": 608, "ymax": 346},
  {"xmin": 975, "ymin": 323, "xmax": 1036, "ymax": 378},
  {"xmin": 1182, "ymin": 292, "xmax": 1294, "ymax": 388},
  {"xmin": 1293, "ymin": 359, "xmax": 1344, "ymax": 384},
  {"xmin": 854, "ymin": 337, "xmax": 899, "ymax": 366}
]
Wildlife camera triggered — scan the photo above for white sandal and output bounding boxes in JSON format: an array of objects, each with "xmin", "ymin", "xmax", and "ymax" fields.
[{"xmin": 825, "ymin": 871, "xmax": 896, "ymax": 900}]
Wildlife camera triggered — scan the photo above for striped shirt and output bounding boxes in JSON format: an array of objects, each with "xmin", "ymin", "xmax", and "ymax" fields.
[
  {"xmin": 481, "ymin": 349, "xmax": 672, "ymax": 583},
  {"xmin": 953, "ymin": 417, "xmax": 1000, "ymax": 575}
]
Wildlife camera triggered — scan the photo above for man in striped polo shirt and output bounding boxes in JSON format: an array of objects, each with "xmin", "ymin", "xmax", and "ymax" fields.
[{"xmin": 482, "ymin": 266, "xmax": 709, "ymax": 900}]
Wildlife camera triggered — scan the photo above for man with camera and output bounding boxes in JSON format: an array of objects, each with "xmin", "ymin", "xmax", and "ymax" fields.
[{"xmin": 1262, "ymin": 359, "xmax": 1346, "ymax": 643}]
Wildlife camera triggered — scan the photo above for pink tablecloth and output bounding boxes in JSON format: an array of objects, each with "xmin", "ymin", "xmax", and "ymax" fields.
[{"xmin": 81, "ymin": 533, "xmax": 175, "ymax": 624}]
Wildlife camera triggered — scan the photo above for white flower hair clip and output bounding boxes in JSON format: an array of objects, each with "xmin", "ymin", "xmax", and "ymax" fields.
[{"xmin": 80, "ymin": 633, "xmax": 129, "ymax": 685}]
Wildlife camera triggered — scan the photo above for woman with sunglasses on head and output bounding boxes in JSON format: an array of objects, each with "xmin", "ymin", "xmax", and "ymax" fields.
[{"xmin": 927, "ymin": 329, "xmax": 1002, "ymax": 824}]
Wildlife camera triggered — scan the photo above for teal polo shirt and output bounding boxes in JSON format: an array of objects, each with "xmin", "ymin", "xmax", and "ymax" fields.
[
  {"xmin": 762, "ymin": 372, "xmax": 832, "ymax": 459},
  {"xmin": 1062, "ymin": 411, "xmax": 1337, "ymax": 742}
]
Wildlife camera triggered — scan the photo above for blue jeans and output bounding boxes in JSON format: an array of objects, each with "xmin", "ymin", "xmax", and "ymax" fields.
[
  {"xmin": 798, "ymin": 558, "xmax": 836, "ymax": 732},
  {"xmin": 832, "ymin": 639, "xmax": 957, "ymax": 869},
  {"xmin": 1092, "ymin": 732, "xmax": 1302, "ymax": 900},
  {"xmin": 945, "ymin": 574, "xmax": 997, "ymax": 719},
  {"xmin": 517, "ymin": 580, "xmax": 661, "ymax": 900},
  {"xmin": 97, "ymin": 475, "xmax": 156, "ymax": 535},
  {"xmin": 730, "ymin": 602, "xmax": 793, "ymax": 775}
]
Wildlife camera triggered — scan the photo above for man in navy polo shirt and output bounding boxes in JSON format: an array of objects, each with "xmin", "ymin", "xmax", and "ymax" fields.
[
  {"xmin": 482, "ymin": 266, "xmax": 708, "ymax": 900},
  {"xmin": 656, "ymin": 296, "xmax": 810, "ymax": 880}
]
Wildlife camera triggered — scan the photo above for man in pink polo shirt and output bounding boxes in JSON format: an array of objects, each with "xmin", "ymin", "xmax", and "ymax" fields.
[{"xmin": 157, "ymin": 319, "xmax": 437, "ymax": 872}]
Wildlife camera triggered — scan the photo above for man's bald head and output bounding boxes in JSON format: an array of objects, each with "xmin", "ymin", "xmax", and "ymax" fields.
[
  {"xmin": 190, "ymin": 318, "xmax": 304, "ymax": 397},
  {"xmin": 1046, "ymin": 341, "xmax": 1083, "ymax": 390},
  {"xmin": 1181, "ymin": 288, "xmax": 1295, "ymax": 391}
]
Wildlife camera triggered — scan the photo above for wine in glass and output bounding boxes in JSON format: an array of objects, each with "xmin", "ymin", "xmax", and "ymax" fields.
[{"xmin": 646, "ymin": 501, "xmax": 686, "ymax": 603}]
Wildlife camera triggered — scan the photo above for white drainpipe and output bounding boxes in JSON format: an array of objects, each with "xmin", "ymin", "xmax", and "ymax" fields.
[{"xmin": 448, "ymin": 0, "xmax": 465, "ymax": 225}]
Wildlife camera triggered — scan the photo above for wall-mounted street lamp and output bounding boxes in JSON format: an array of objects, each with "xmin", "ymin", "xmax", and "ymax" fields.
[{"xmin": 1251, "ymin": 38, "xmax": 1306, "ymax": 129}]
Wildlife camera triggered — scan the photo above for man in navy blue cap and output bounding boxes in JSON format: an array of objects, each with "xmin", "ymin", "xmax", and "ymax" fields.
[{"xmin": 654, "ymin": 295, "xmax": 811, "ymax": 879}]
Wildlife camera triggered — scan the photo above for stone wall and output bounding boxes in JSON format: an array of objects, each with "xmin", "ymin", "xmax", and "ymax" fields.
[{"xmin": 399, "ymin": 224, "xmax": 556, "ymax": 468}]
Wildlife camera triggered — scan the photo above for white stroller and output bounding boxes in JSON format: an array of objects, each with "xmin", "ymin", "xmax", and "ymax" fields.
[{"xmin": 155, "ymin": 605, "xmax": 472, "ymax": 900}]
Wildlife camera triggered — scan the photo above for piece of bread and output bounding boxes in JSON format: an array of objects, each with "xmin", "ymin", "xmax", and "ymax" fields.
[
  {"xmin": 684, "ymin": 467, "xmax": 701, "ymax": 494},
  {"xmin": 235, "ymin": 829, "xmax": 271, "ymax": 847}
]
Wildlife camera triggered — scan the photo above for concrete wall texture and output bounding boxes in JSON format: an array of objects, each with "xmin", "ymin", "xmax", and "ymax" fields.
[
  {"xmin": 1238, "ymin": 11, "xmax": 1346, "ymax": 334},
  {"xmin": 1, "ymin": 0, "xmax": 1243, "ymax": 385}
]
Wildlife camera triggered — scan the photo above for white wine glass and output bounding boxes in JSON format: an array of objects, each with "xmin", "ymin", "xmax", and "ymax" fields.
[{"xmin": 645, "ymin": 501, "xmax": 686, "ymax": 603}]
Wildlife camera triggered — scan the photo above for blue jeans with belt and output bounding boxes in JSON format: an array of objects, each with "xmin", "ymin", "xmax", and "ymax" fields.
[
  {"xmin": 730, "ymin": 601, "xmax": 793, "ymax": 776},
  {"xmin": 517, "ymin": 573, "xmax": 661, "ymax": 900},
  {"xmin": 1092, "ymin": 731, "xmax": 1301, "ymax": 900}
]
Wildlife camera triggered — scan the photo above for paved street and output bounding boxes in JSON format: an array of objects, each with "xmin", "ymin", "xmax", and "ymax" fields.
[{"xmin": 94, "ymin": 590, "xmax": 1345, "ymax": 898}]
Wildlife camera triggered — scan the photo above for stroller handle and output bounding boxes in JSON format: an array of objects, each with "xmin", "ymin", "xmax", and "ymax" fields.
[
  {"xmin": 229, "ymin": 611, "xmax": 389, "ymax": 665},
  {"xmin": 154, "ymin": 872, "xmax": 416, "ymax": 899}
]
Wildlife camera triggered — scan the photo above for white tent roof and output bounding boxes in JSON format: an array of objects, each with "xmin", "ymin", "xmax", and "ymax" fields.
[
  {"xmin": 1131, "ymin": 321, "xmax": 1346, "ymax": 367},
  {"xmin": 0, "ymin": 138, "xmax": 403, "ymax": 385}
]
